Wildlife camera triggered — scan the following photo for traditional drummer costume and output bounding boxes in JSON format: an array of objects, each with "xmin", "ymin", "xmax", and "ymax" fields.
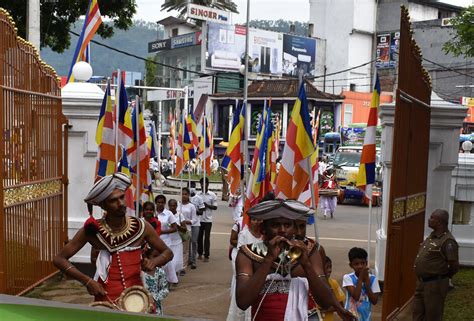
[
  {"xmin": 241, "ymin": 201, "xmax": 318, "ymax": 321},
  {"xmin": 319, "ymin": 166, "xmax": 337, "ymax": 219},
  {"xmin": 84, "ymin": 173, "xmax": 147, "ymax": 303}
]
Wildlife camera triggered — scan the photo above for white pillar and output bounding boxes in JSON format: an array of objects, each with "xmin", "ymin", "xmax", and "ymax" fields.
[
  {"xmin": 375, "ymin": 101, "xmax": 395, "ymax": 281},
  {"xmin": 375, "ymin": 93, "xmax": 468, "ymax": 280},
  {"xmin": 27, "ymin": 0, "xmax": 41, "ymax": 50},
  {"xmin": 62, "ymin": 81, "xmax": 105, "ymax": 263}
]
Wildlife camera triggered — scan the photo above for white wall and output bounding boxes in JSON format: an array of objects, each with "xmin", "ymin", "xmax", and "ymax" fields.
[
  {"xmin": 408, "ymin": 3, "xmax": 439, "ymax": 22},
  {"xmin": 353, "ymin": 0, "xmax": 376, "ymax": 32},
  {"xmin": 164, "ymin": 24, "xmax": 196, "ymax": 38},
  {"xmin": 309, "ymin": 0, "xmax": 375, "ymax": 94},
  {"xmin": 62, "ymin": 82, "xmax": 105, "ymax": 263}
]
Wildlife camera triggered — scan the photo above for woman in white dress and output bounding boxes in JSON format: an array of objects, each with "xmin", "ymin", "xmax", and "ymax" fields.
[
  {"xmin": 167, "ymin": 199, "xmax": 184, "ymax": 282},
  {"xmin": 226, "ymin": 216, "xmax": 263, "ymax": 321},
  {"xmin": 155, "ymin": 195, "xmax": 180, "ymax": 286}
]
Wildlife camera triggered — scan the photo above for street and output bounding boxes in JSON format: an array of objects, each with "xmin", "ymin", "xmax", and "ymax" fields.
[
  {"xmin": 161, "ymin": 198, "xmax": 381, "ymax": 320},
  {"xmin": 24, "ymin": 197, "xmax": 382, "ymax": 320}
]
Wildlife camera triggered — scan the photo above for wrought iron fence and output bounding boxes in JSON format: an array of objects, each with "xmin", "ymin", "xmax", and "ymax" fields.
[{"xmin": 0, "ymin": 8, "xmax": 68, "ymax": 295}]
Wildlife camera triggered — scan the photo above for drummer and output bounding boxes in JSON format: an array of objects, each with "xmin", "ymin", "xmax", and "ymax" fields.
[
  {"xmin": 53, "ymin": 173, "xmax": 173, "ymax": 306},
  {"xmin": 320, "ymin": 166, "xmax": 338, "ymax": 219}
]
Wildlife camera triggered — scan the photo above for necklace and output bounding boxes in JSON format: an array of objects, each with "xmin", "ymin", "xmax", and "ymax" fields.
[{"xmin": 99, "ymin": 217, "xmax": 135, "ymax": 245}]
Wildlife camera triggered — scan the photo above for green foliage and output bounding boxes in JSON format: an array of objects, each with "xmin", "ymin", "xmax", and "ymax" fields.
[
  {"xmin": 40, "ymin": 20, "xmax": 159, "ymax": 76},
  {"xmin": 161, "ymin": 0, "xmax": 238, "ymax": 18},
  {"xmin": 248, "ymin": 19, "xmax": 308, "ymax": 37},
  {"xmin": 2, "ymin": 0, "xmax": 137, "ymax": 53},
  {"xmin": 444, "ymin": 268, "xmax": 474, "ymax": 320},
  {"xmin": 443, "ymin": 6, "xmax": 474, "ymax": 58}
]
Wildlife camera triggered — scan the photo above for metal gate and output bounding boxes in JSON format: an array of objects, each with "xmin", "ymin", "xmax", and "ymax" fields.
[
  {"xmin": 381, "ymin": 6, "xmax": 432, "ymax": 320},
  {"xmin": 0, "ymin": 8, "xmax": 68, "ymax": 295}
]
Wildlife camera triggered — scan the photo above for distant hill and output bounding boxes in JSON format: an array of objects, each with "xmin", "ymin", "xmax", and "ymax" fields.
[
  {"xmin": 248, "ymin": 20, "xmax": 309, "ymax": 36},
  {"xmin": 40, "ymin": 20, "xmax": 162, "ymax": 77}
]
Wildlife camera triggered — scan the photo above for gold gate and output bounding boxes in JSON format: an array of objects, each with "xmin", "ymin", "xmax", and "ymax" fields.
[
  {"xmin": 381, "ymin": 6, "xmax": 432, "ymax": 320},
  {"xmin": 0, "ymin": 9, "xmax": 68, "ymax": 295}
]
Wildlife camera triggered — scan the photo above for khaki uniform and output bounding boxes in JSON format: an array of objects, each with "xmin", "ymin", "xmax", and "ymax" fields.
[{"xmin": 413, "ymin": 231, "xmax": 458, "ymax": 321}]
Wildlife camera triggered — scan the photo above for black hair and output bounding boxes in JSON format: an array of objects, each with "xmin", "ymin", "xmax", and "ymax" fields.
[
  {"xmin": 260, "ymin": 191, "xmax": 276, "ymax": 203},
  {"xmin": 155, "ymin": 194, "xmax": 166, "ymax": 203},
  {"xmin": 200, "ymin": 177, "xmax": 209, "ymax": 184},
  {"xmin": 325, "ymin": 256, "xmax": 332, "ymax": 265},
  {"xmin": 168, "ymin": 198, "xmax": 178, "ymax": 206},
  {"xmin": 182, "ymin": 187, "xmax": 190, "ymax": 194},
  {"xmin": 348, "ymin": 247, "xmax": 368, "ymax": 262},
  {"xmin": 143, "ymin": 201, "xmax": 155, "ymax": 210}
]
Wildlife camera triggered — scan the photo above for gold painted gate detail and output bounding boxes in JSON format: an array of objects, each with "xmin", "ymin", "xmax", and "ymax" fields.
[{"xmin": 0, "ymin": 9, "xmax": 68, "ymax": 294}]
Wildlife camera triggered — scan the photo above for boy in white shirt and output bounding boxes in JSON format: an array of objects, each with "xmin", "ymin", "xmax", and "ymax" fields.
[{"xmin": 195, "ymin": 177, "xmax": 217, "ymax": 262}]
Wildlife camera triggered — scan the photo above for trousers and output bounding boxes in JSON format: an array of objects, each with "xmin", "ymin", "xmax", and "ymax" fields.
[
  {"xmin": 198, "ymin": 222, "xmax": 212, "ymax": 258},
  {"xmin": 412, "ymin": 278, "xmax": 449, "ymax": 321}
]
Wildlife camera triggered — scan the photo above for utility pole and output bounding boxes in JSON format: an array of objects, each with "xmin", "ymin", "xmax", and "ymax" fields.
[{"xmin": 27, "ymin": 0, "xmax": 41, "ymax": 50}]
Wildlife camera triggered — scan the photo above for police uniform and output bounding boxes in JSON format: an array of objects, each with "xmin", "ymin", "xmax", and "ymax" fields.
[{"xmin": 413, "ymin": 231, "xmax": 458, "ymax": 321}]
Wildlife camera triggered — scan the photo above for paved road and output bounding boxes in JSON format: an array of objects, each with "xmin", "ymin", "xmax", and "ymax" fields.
[
  {"xmin": 161, "ymin": 198, "xmax": 382, "ymax": 320},
  {"xmin": 25, "ymin": 196, "xmax": 384, "ymax": 320}
]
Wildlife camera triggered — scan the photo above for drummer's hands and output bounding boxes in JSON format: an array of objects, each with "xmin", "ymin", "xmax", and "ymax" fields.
[
  {"xmin": 142, "ymin": 257, "xmax": 156, "ymax": 272},
  {"xmin": 86, "ymin": 279, "xmax": 106, "ymax": 296}
]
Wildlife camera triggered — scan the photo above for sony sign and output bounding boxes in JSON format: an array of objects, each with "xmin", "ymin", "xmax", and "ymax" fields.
[{"xmin": 187, "ymin": 3, "xmax": 231, "ymax": 24}]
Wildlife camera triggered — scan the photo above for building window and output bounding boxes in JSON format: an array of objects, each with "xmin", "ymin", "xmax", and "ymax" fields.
[
  {"xmin": 350, "ymin": 83, "xmax": 356, "ymax": 91},
  {"xmin": 453, "ymin": 201, "xmax": 471, "ymax": 225},
  {"xmin": 172, "ymin": 28, "xmax": 178, "ymax": 37},
  {"xmin": 343, "ymin": 104, "xmax": 353, "ymax": 127}
]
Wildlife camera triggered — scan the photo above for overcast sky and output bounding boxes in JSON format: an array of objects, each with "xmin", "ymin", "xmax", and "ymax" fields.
[
  {"xmin": 135, "ymin": 0, "xmax": 310, "ymax": 24},
  {"xmin": 134, "ymin": 0, "xmax": 472, "ymax": 24}
]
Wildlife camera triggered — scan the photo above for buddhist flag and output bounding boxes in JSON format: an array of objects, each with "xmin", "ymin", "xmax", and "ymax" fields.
[
  {"xmin": 275, "ymin": 83, "xmax": 315, "ymax": 200},
  {"xmin": 95, "ymin": 81, "xmax": 116, "ymax": 179},
  {"xmin": 67, "ymin": 0, "xmax": 102, "ymax": 83},
  {"xmin": 147, "ymin": 125, "xmax": 157, "ymax": 159},
  {"xmin": 222, "ymin": 102, "xmax": 245, "ymax": 194},
  {"xmin": 356, "ymin": 73, "xmax": 380, "ymax": 198},
  {"xmin": 117, "ymin": 145, "xmax": 135, "ymax": 216},
  {"xmin": 175, "ymin": 115, "xmax": 185, "ymax": 176},
  {"xmin": 199, "ymin": 118, "xmax": 212, "ymax": 174}
]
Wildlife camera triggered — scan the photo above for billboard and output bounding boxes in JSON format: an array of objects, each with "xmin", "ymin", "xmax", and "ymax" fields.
[
  {"xmin": 148, "ymin": 32, "xmax": 202, "ymax": 53},
  {"xmin": 187, "ymin": 3, "xmax": 231, "ymax": 24},
  {"xmin": 249, "ymin": 29, "xmax": 283, "ymax": 75},
  {"xmin": 206, "ymin": 23, "xmax": 247, "ymax": 72},
  {"xmin": 206, "ymin": 23, "xmax": 283, "ymax": 75},
  {"xmin": 376, "ymin": 32, "xmax": 399, "ymax": 69},
  {"xmin": 282, "ymin": 34, "xmax": 316, "ymax": 76}
]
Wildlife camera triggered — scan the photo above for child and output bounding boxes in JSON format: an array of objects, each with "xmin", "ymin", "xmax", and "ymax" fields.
[
  {"xmin": 343, "ymin": 247, "xmax": 380, "ymax": 321},
  {"xmin": 321, "ymin": 256, "xmax": 346, "ymax": 321},
  {"xmin": 140, "ymin": 202, "xmax": 169, "ymax": 315}
]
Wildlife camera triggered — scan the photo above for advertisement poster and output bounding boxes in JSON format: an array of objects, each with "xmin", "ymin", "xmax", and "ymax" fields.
[
  {"xmin": 389, "ymin": 31, "xmax": 400, "ymax": 68},
  {"xmin": 206, "ymin": 22, "xmax": 247, "ymax": 72},
  {"xmin": 249, "ymin": 29, "xmax": 283, "ymax": 75},
  {"xmin": 376, "ymin": 33, "xmax": 391, "ymax": 69},
  {"xmin": 282, "ymin": 34, "xmax": 316, "ymax": 76}
]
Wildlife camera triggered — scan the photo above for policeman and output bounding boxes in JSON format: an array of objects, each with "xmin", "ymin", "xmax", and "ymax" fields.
[{"xmin": 413, "ymin": 209, "xmax": 459, "ymax": 321}]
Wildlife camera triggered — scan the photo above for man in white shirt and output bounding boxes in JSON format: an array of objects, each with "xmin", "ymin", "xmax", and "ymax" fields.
[{"xmin": 195, "ymin": 177, "xmax": 217, "ymax": 262}]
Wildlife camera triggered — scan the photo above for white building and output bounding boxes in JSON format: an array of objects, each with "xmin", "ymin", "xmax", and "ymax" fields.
[{"xmin": 308, "ymin": 0, "xmax": 466, "ymax": 94}]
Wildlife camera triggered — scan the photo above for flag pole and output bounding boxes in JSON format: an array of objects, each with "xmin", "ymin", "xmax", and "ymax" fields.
[
  {"xmin": 135, "ymin": 95, "xmax": 140, "ymax": 216},
  {"xmin": 243, "ymin": 0, "xmax": 251, "ymax": 201},
  {"xmin": 203, "ymin": 107, "xmax": 207, "ymax": 192},
  {"xmin": 307, "ymin": 158, "xmax": 320, "ymax": 244},
  {"xmin": 152, "ymin": 121, "xmax": 163, "ymax": 195},
  {"xmin": 368, "ymin": 196, "xmax": 373, "ymax": 267},
  {"xmin": 115, "ymin": 69, "xmax": 121, "ymax": 165}
]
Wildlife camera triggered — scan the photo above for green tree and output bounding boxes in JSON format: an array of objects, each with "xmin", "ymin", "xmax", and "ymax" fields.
[
  {"xmin": 248, "ymin": 19, "xmax": 308, "ymax": 37},
  {"xmin": 443, "ymin": 5, "xmax": 474, "ymax": 58},
  {"xmin": 3, "ymin": 0, "xmax": 137, "ymax": 53},
  {"xmin": 161, "ymin": 0, "xmax": 238, "ymax": 17}
]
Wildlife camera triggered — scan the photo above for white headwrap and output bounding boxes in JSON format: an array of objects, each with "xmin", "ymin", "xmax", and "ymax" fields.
[{"xmin": 84, "ymin": 173, "xmax": 132, "ymax": 206}]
